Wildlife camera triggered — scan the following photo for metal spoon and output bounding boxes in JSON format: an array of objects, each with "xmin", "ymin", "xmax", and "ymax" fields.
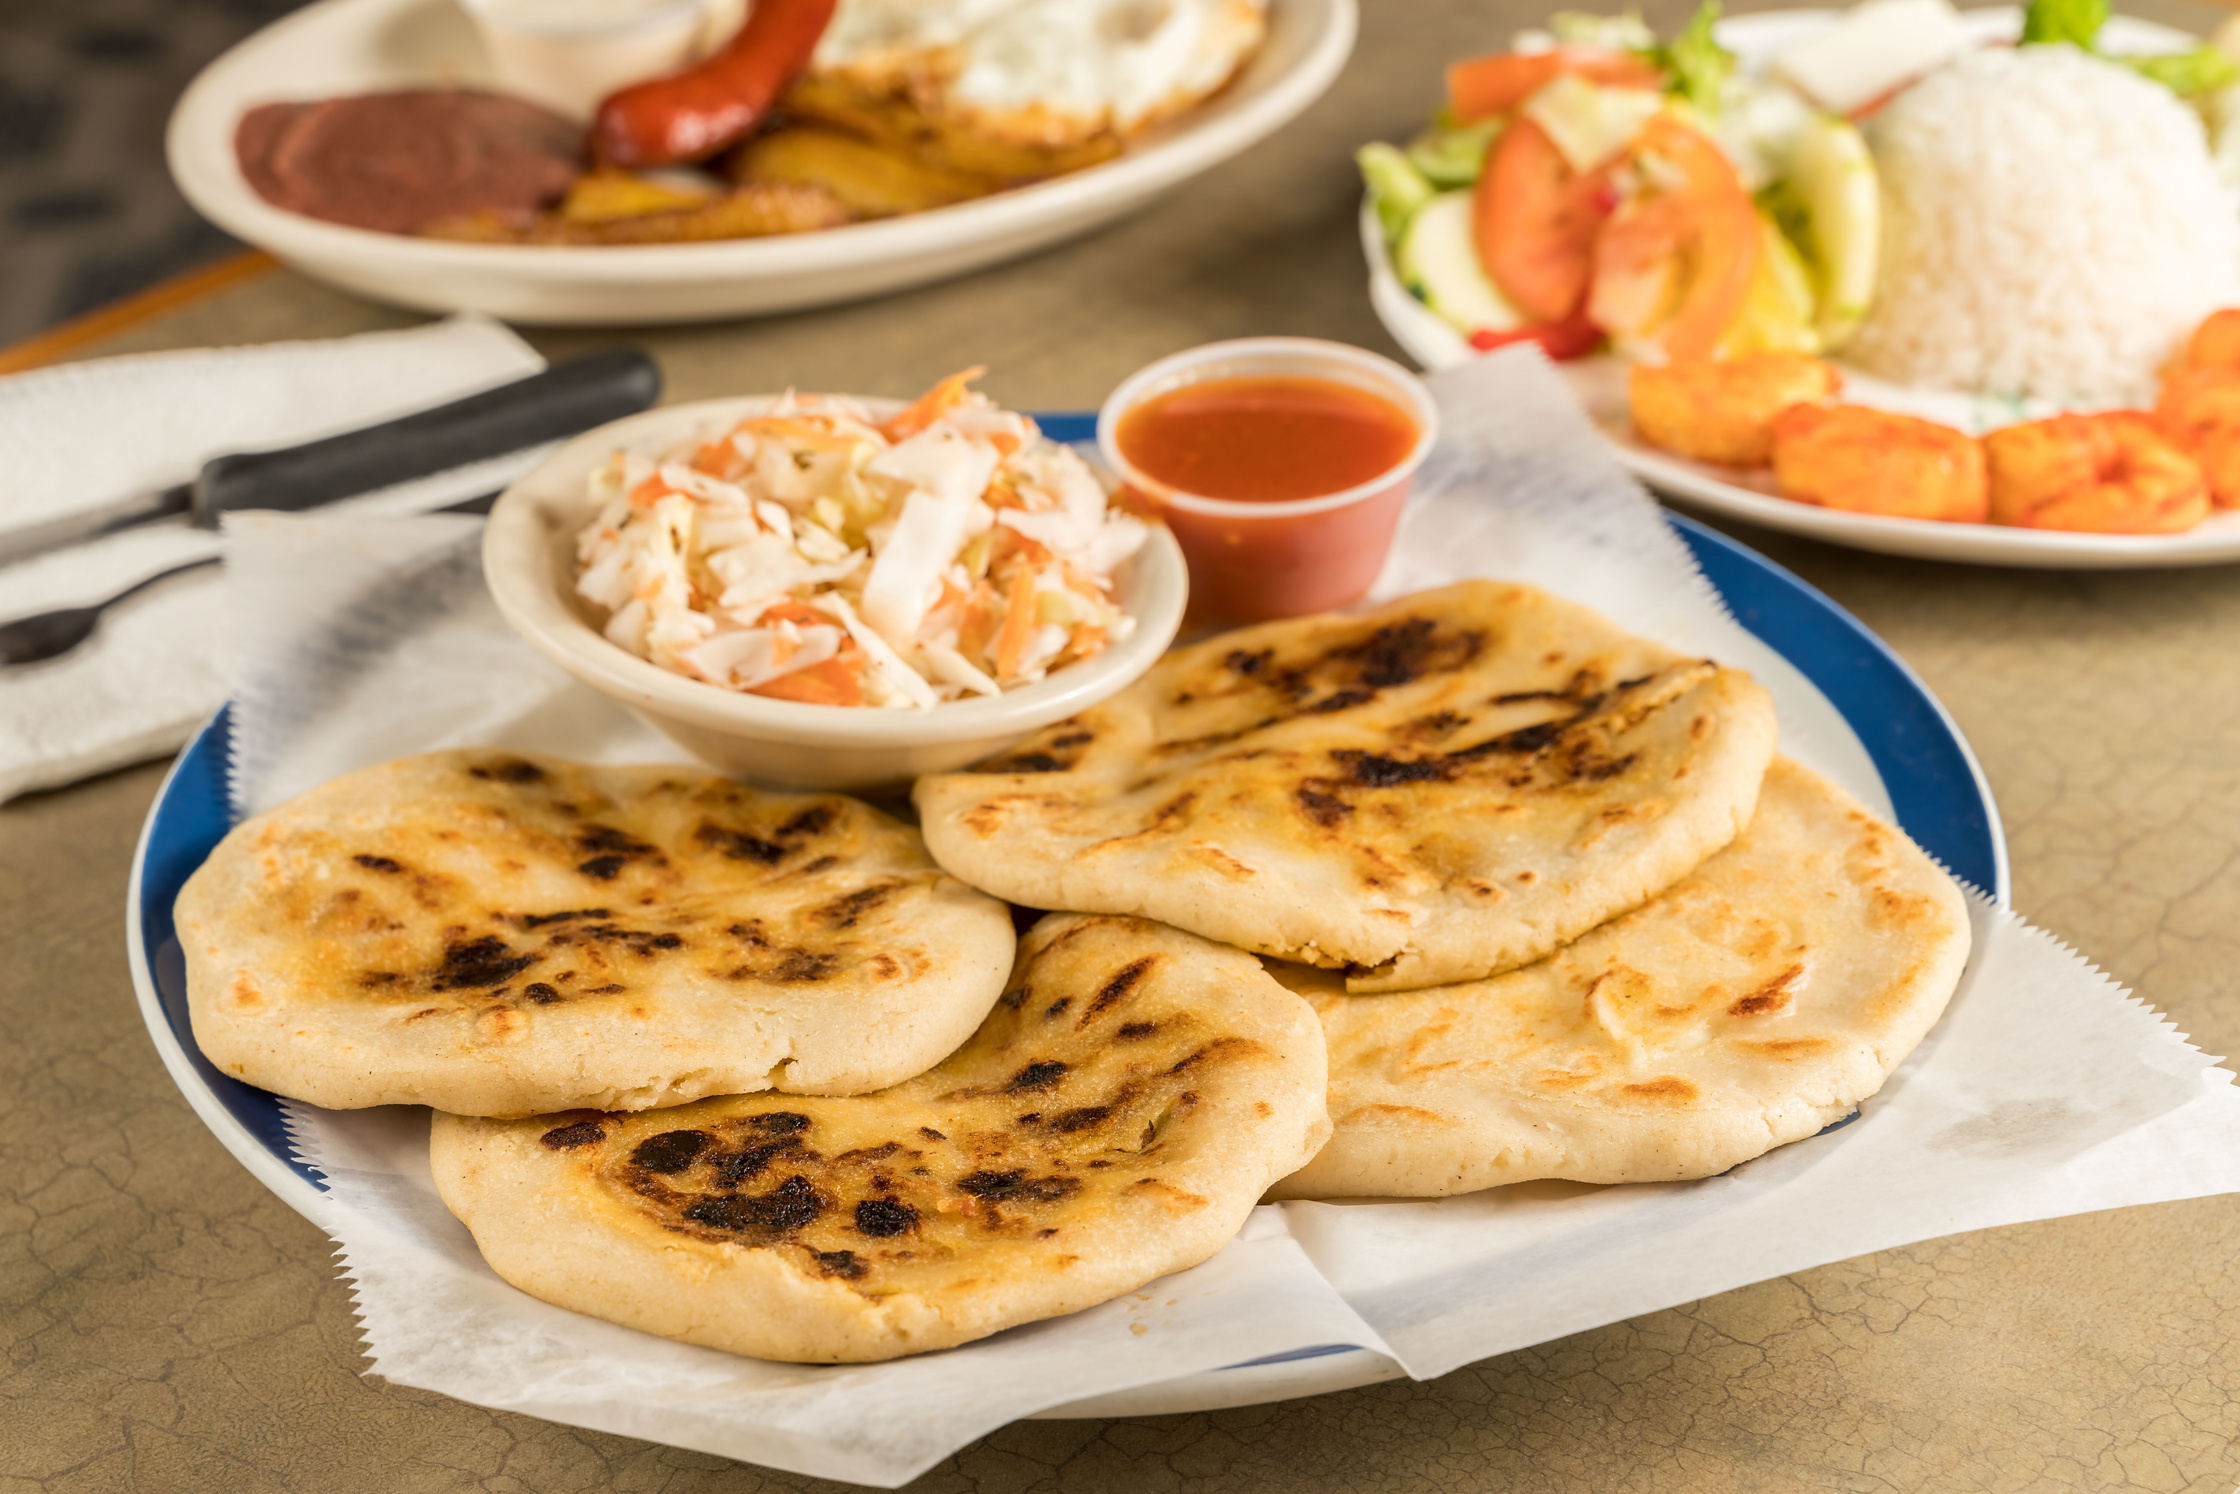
[
  {"xmin": 0, "ymin": 558, "xmax": 220, "ymax": 665},
  {"xmin": 0, "ymin": 491, "xmax": 502, "ymax": 668}
]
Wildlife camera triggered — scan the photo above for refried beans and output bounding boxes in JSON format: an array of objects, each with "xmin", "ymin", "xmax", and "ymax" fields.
[{"xmin": 235, "ymin": 90, "xmax": 583, "ymax": 235}]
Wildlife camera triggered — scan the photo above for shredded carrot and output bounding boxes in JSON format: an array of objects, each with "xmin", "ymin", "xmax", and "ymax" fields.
[
  {"xmin": 882, "ymin": 366, "xmax": 988, "ymax": 442},
  {"xmin": 691, "ymin": 437, "xmax": 747, "ymax": 480},
  {"xmin": 1067, "ymin": 623, "xmax": 1108, "ymax": 662},
  {"xmin": 988, "ymin": 526, "xmax": 1054, "ymax": 573},
  {"xmin": 735, "ymin": 415, "xmax": 854, "ymax": 451},
  {"xmin": 751, "ymin": 655, "xmax": 864, "ymax": 707},
  {"xmin": 957, "ymin": 579, "xmax": 1000, "ymax": 658},
  {"xmin": 758, "ymin": 599, "xmax": 831, "ymax": 629},
  {"xmin": 994, "ymin": 568, "xmax": 1038, "ymax": 680},
  {"xmin": 629, "ymin": 476, "xmax": 675, "ymax": 509}
]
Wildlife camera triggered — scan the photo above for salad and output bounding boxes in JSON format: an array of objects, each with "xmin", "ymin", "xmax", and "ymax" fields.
[
  {"xmin": 1358, "ymin": 2, "xmax": 1883, "ymax": 365},
  {"xmin": 1361, "ymin": 0, "xmax": 2240, "ymax": 374},
  {"xmin": 575, "ymin": 372, "xmax": 1149, "ymax": 708}
]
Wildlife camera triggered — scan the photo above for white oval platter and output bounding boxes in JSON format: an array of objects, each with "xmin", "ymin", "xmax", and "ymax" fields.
[{"xmin": 169, "ymin": 0, "xmax": 1356, "ymax": 325}]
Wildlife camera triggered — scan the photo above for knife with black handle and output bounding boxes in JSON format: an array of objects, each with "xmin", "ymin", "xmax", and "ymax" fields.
[{"xmin": 0, "ymin": 345, "xmax": 662, "ymax": 566}]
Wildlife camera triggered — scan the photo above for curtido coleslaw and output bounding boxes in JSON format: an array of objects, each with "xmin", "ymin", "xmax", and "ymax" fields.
[{"xmin": 575, "ymin": 371, "xmax": 1149, "ymax": 709}]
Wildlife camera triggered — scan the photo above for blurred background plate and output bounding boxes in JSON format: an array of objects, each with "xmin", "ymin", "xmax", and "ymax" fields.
[
  {"xmin": 167, "ymin": 0, "xmax": 1355, "ymax": 325},
  {"xmin": 1364, "ymin": 7, "xmax": 2240, "ymax": 569}
]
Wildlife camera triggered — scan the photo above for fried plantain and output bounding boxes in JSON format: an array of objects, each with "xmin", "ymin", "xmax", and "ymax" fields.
[
  {"xmin": 730, "ymin": 125, "xmax": 1004, "ymax": 217},
  {"xmin": 781, "ymin": 73, "xmax": 1122, "ymax": 180},
  {"xmin": 422, "ymin": 180, "xmax": 849, "ymax": 245}
]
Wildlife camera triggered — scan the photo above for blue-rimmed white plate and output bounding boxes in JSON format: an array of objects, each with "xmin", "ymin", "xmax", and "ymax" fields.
[{"xmin": 125, "ymin": 414, "xmax": 2005, "ymax": 1419}]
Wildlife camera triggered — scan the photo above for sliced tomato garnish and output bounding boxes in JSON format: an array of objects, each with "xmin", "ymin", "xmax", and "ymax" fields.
[
  {"xmin": 1476, "ymin": 117, "xmax": 1618, "ymax": 324},
  {"xmin": 1446, "ymin": 47, "xmax": 1662, "ymax": 123},
  {"xmin": 1586, "ymin": 116, "xmax": 1760, "ymax": 360}
]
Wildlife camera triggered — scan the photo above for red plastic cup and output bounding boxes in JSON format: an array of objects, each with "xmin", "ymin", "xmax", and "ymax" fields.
[{"xmin": 1096, "ymin": 338, "xmax": 1439, "ymax": 623}]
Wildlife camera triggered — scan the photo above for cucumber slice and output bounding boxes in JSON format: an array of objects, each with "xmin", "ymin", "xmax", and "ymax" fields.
[
  {"xmin": 1406, "ymin": 117, "xmax": 1504, "ymax": 188},
  {"xmin": 1717, "ymin": 215, "xmax": 1823, "ymax": 357},
  {"xmin": 1397, "ymin": 190, "xmax": 1525, "ymax": 336},
  {"xmin": 1357, "ymin": 143, "xmax": 1438, "ymax": 244},
  {"xmin": 1786, "ymin": 116, "xmax": 1879, "ymax": 349}
]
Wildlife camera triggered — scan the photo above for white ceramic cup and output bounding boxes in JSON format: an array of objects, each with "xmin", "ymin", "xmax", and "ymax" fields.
[{"xmin": 459, "ymin": 0, "xmax": 708, "ymax": 120}]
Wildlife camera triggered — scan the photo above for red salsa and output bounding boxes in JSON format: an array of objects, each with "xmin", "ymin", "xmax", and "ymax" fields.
[{"xmin": 1114, "ymin": 375, "xmax": 1420, "ymax": 502}]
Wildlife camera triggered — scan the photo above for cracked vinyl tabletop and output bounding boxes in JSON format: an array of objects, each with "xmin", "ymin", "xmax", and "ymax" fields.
[{"xmin": 6, "ymin": 0, "xmax": 2240, "ymax": 1488}]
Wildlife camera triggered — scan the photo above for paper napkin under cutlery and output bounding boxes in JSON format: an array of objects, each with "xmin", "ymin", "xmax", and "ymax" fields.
[{"xmin": 0, "ymin": 314, "xmax": 551, "ymax": 804}]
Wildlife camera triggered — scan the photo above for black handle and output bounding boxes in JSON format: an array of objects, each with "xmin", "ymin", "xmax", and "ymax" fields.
[{"xmin": 189, "ymin": 345, "xmax": 663, "ymax": 525}]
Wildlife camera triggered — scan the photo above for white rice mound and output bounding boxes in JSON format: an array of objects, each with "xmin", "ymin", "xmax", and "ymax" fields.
[{"xmin": 1847, "ymin": 44, "xmax": 2240, "ymax": 406}]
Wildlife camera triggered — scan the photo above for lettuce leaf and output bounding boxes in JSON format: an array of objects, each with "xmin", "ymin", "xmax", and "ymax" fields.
[
  {"xmin": 2020, "ymin": 0, "xmax": 2108, "ymax": 49},
  {"xmin": 2117, "ymin": 45, "xmax": 2240, "ymax": 98},
  {"xmin": 1656, "ymin": 2, "xmax": 1736, "ymax": 115}
]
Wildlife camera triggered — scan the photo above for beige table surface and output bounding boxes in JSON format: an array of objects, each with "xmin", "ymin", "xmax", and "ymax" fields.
[{"xmin": 9, "ymin": 2, "xmax": 2240, "ymax": 1488}]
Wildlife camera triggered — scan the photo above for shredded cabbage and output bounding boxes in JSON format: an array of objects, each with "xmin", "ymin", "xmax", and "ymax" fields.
[{"xmin": 574, "ymin": 376, "xmax": 1143, "ymax": 709}]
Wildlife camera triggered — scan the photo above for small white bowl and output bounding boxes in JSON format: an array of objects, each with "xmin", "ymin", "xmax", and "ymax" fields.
[
  {"xmin": 482, "ymin": 396, "xmax": 1189, "ymax": 791},
  {"xmin": 457, "ymin": 0, "xmax": 707, "ymax": 121}
]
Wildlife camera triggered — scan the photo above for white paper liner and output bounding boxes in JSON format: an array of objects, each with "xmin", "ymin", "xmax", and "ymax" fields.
[
  {"xmin": 274, "ymin": 1101, "xmax": 1390, "ymax": 1488},
  {"xmin": 209, "ymin": 349, "xmax": 2240, "ymax": 1487}
]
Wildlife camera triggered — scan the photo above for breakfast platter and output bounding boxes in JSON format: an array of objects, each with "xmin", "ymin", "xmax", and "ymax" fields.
[
  {"xmin": 1361, "ymin": 5, "xmax": 2240, "ymax": 567},
  {"xmin": 125, "ymin": 379, "xmax": 2008, "ymax": 1417},
  {"xmin": 166, "ymin": 0, "xmax": 1355, "ymax": 323}
]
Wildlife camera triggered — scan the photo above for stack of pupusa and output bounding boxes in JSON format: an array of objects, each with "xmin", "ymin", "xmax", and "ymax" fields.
[
  {"xmin": 175, "ymin": 578, "xmax": 1969, "ymax": 1365},
  {"xmin": 915, "ymin": 579, "xmax": 1973, "ymax": 1198},
  {"xmin": 176, "ymin": 753, "xmax": 1330, "ymax": 1362}
]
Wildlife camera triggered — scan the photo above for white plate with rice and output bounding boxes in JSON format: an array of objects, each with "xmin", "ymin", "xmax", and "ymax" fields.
[{"xmin": 1368, "ymin": 7, "xmax": 2240, "ymax": 569}]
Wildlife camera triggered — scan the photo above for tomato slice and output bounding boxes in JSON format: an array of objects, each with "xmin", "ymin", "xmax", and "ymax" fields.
[
  {"xmin": 1476, "ymin": 118, "xmax": 1617, "ymax": 324},
  {"xmin": 1586, "ymin": 117, "xmax": 1760, "ymax": 360},
  {"xmin": 1446, "ymin": 47, "xmax": 1663, "ymax": 123}
]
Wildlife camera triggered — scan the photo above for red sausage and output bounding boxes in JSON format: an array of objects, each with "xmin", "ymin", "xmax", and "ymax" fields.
[{"xmin": 591, "ymin": 0, "xmax": 838, "ymax": 168}]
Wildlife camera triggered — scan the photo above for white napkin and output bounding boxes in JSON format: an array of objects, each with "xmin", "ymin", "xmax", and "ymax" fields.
[
  {"xmin": 0, "ymin": 315, "xmax": 551, "ymax": 804},
  {"xmin": 208, "ymin": 349, "xmax": 2240, "ymax": 1488}
]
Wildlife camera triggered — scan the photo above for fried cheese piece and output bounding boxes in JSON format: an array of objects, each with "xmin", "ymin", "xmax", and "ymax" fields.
[
  {"xmin": 1770, "ymin": 404, "xmax": 1989, "ymax": 522},
  {"xmin": 431, "ymin": 913, "xmax": 1330, "ymax": 1363},
  {"xmin": 1630, "ymin": 353, "xmax": 1841, "ymax": 468},
  {"xmin": 1983, "ymin": 411, "xmax": 2208, "ymax": 534},
  {"xmin": 915, "ymin": 581, "xmax": 1779, "ymax": 994},
  {"xmin": 177, "ymin": 751, "xmax": 1016, "ymax": 1115},
  {"xmin": 1267, "ymin": 758, "xmax": 1971, "ymax": 1198}
]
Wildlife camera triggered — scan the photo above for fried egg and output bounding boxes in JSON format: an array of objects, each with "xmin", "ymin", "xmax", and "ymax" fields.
[{"xmin": 810, "ymin": 0, "xmax": 1268, "ymax": 141}]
